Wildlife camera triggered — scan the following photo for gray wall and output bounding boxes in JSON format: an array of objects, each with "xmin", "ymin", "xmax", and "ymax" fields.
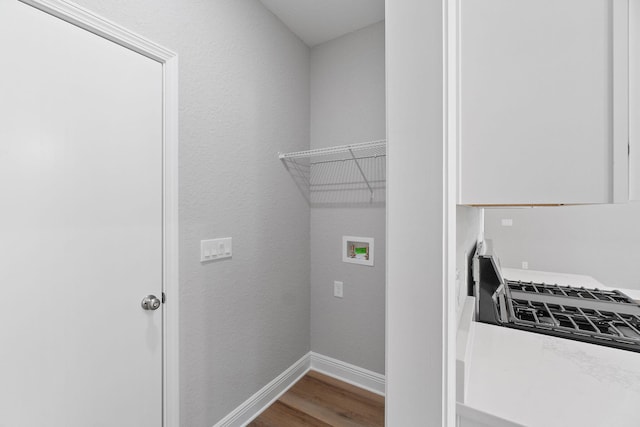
[
  {"xmin": 69, "ymin": 1, "xmax": 311, "ymax": 425},
  {"xmin": 309, "ymin": 22, "xmax": 386, "ymax": 374},
  {"xmin": 456, "ymin": 207, "xmax": 481, "ymax": 313},
  {"xmin": 485, "ymin": 203, "xmax": 640, "ymax": 289}
]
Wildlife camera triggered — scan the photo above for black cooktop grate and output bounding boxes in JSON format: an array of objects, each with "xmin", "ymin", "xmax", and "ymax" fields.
[
  {"xmin": 495, "ymin": 280, "xmax": 640, "ymax": 351},
  {"xmin": 507, "ymin": 281, "xmax": 636, "ymax": 303}
]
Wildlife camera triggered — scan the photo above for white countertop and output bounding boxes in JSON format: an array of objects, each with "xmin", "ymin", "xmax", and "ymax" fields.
[{"xmin": 464, "ymin": 268, "xmax": 640, "ymax": 427}]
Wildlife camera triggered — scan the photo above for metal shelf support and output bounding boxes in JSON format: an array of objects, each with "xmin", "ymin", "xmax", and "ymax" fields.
[
  {"xmin": 348, "ymin": 148, "xmax": 374, "ymax": 201},
  {"xmin": 278, "ymin": 139, "xmax": 386, "ymax": 204}
]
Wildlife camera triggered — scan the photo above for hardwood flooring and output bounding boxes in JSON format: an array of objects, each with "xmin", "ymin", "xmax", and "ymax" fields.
[{"xmin": 248, "ymin": 370, "xmax": 385, "ymax": 427}]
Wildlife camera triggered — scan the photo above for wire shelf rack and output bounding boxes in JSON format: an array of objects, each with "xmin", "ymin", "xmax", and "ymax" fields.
[{"xmin": 279, "ymin": 140, "xmax": 387, "ymax": 204}]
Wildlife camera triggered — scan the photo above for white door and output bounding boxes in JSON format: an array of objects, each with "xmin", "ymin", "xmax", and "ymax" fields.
[{"xmin": 0, "ymin": 1, "xmax": 164, "ymax": 426}]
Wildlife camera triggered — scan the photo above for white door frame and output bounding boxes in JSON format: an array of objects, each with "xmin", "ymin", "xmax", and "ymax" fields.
[
  {"xmin": 17, "ymin": 0, "xmax": 180, "ymax": 425},
  {"xmin": 445, "ymin": 0, "xmax": 458, "ymax": 423}
]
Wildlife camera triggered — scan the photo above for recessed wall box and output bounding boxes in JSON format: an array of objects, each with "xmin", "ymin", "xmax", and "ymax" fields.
[{"xmin": 342, "ymin": 236, "xmax": 374, "ymax": 266}]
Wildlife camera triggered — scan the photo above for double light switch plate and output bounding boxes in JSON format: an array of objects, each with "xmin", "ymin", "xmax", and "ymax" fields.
[{"xmin": 201, "ymin": 238, "xmax": 232, "ymax": 262}]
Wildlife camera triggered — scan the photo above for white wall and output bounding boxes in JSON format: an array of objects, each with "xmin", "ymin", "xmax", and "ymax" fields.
[
  {"xmin": 386, "ymin": 0, "xmax": 447, "ymax": 424},
  {"xmin": 456, "ymin": 207, "xmax": 481, "ymax": 313},
  {"xmin": 309, "ymin": 22, "xmax": 386, "ymax": 375},
  {"xmin": 67, "ymin": 1, "xmax": 311, "ymax": 425},
  {"xmin": 485, "ymin": 203, "xmax": 640, "ymax": 289}
]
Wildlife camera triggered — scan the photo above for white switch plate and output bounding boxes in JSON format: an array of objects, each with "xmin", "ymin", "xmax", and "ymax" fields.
[
  {"xmin": 334, "ymin": 281, "xmax": 343, "ymax": 298},
  {"xmin": 501, "ymin": 219, "xmax": 513, "ymax": 226},
  {"xmin": 522, "ymin": 261, "xmax": 528, "ymax": 269},
  {"xmin": 201, "ymin": 238, "xmax": 232, "ymax": 262}
]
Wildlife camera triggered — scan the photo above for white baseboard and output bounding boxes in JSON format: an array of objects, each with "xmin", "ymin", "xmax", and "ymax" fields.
[
  {"xmin": 309, "ymin": 352, "xmax": 385, "ymax": 396},
  {"xmin": 213, "ymin": 351, "xmax": 386, "ymax": 427},
  {"xmin": 213, "ymin": 353, "xmax": 310, "ymax": 427}
]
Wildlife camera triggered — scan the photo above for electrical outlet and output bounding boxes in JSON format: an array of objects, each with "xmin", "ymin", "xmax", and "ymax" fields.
[
  {"xmin": 334, "ymin": 281, "xmax": 343, "ymax": 298},
  {"xmin": 522, "ymin": 261, "xmax": 528, "ymax": 270}
]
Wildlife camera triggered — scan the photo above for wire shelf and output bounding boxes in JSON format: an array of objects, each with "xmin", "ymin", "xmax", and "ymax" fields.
[
  {"xmin": 279, "ymin": 140, "xmax": 387, "ymax": 204},
  {"xmin": 279, "ymin": 140, "xmax": 386, "ymax": 162}
]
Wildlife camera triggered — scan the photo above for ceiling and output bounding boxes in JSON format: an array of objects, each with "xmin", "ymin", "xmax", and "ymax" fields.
[{"xmin": 259, "ymin": 0, "xmax": 384, "ymax": 47}]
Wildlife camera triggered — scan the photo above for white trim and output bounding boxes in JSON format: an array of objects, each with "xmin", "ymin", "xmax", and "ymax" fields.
[
  {"xmin": 17, "ymin": 1, "xmax": 180, "ymax": 426},
  {"xmin": 444, "ymin": 0, "xmax": 458, "ymax": 424},
  {"xmin": 214, "ymin": 353, "xmax": 311, "ymax": 427},
  {"xmin": 19, "ymin": 0, "xmax": 175, "ymax": 62},
  {"xmin": 631, "ymin": 0, "xmax": 640, "ymax": 201},
  {"xmin": 612, "ymin": 0, "xmax": 630, "ymax": 203},
  {"xmin": 309, "ymin": 352, "xmax": 386, "ymax": 396},
  {"xmin": 162, "ymin": 50, "xmax": 180, "ymax": 427},
  {"xmin": 214, "ymin": 352, "xmax": 386, "ymax": 427}
]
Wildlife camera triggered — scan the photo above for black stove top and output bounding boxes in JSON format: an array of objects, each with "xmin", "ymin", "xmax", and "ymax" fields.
[
  {"xmin": 501, "ymin": 280, "xmax": 640, "ymax": 351},
  {"xmin": 474, "ymin": 242, "xmax": 640, "ymax": 353}
]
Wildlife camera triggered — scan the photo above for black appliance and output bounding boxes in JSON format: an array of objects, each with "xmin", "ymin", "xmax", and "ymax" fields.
[{"xmin": 473, "ymin": 240, "xmax": 640, "ymax": 353}]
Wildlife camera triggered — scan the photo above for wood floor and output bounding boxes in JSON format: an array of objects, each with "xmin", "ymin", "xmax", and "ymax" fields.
[{"xmin": 248, "ymin": 370, "xmax": 385, "ymax": 427}]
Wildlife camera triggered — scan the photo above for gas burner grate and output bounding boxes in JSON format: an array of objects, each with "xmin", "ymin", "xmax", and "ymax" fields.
[
  {"xmin": 507, "ymin": 281, "xmax": 636, "ymax": 304},
  {"xmin": 494, "ymin": 280, "xmax": 640, "ymax": 351}
]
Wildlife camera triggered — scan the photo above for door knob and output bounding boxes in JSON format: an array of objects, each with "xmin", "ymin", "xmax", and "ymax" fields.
[{"xmin": 141, "ymin": 295, "xmax": 161, "ymax": 311}]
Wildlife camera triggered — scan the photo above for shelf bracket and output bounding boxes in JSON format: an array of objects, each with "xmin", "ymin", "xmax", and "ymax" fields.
[
  {"xmin": 348, "ymin": 148, "xmax": 374, "ymax": 201},
  {"xmin": 288, "ymin": 158, "xmax": 311, "ymax": 188}
]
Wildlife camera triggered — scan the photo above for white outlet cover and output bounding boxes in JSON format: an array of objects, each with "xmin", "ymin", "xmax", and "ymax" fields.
[
  {"xmin": 501, "ymin": 219, "xmax": 513, "ymax": 226},
  {"xmin": 334, "ymin": 281, "xmax": 343, "ymax": 298}
]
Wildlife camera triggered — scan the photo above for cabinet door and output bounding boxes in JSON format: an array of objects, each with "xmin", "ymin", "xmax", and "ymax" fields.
[
  {"xmin": 631, "ymin": 0, "xmax": 640, "ymax": 200},
  {"xmin": 458, "ymin": 0, "xmax": 628, "ymax": 205}
]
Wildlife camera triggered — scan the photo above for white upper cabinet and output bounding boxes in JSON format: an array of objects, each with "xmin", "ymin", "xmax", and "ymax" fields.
[
  {"xmin": 456, "ymin": 0, "xmax": 629, "ymax": 205},
  {"xmin": 631, "ymin": 0, "xmax": 640, "ymax": 201}
]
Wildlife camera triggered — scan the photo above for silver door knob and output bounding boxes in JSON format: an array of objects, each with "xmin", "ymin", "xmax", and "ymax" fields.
[{"xmin": 141, "ymin": 295, "xmax": 161, "ymax": 311}]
